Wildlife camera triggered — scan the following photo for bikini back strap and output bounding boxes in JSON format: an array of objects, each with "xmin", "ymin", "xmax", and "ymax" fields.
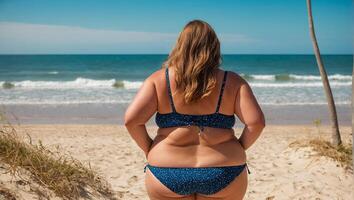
[
  {"xmin": 215, "ymin": 70, "xmax": 228, "ymax": 113},
  {"xmin": 165, "ymin": 67, "xmax": 177, "ymax": 112}
]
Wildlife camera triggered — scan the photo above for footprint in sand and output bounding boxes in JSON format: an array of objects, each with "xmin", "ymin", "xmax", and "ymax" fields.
[{"xmin": 128, "ymin": 175, "xmax": 138, "ymax": 186}]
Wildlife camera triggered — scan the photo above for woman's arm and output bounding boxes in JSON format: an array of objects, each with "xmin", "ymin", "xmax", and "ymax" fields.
[
  {"xmin": 234, "ymin": 77, "xmax": 265, "ymax": 150},
  {"xmin": 124, "ymin": 73, "xmax": 158, "ymax": 158}
]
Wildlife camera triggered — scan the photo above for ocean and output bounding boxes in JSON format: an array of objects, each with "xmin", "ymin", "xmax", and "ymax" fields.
[{"xmin": 0, "ymin": 54, "xmax": 352, "ymax": 106}]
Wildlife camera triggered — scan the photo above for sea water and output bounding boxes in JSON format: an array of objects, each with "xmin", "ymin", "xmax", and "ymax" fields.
[{"xmin": 0, "ymin": 54, "xmax": 352, "ymax": 106}]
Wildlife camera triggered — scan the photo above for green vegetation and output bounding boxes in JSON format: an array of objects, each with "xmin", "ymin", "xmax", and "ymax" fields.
[
  {"xmin": 290, "ymin": 138, "xmax": 352, "ymax": 171},
  {"xmin": 0, "ymin": 113, "xmax": 116, "ymax": 199},
  {"xmin": 313, "ymin": 118, "xmax": 322, "ymax": 134}
]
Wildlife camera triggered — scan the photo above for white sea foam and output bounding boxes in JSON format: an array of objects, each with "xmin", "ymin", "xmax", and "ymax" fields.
[
  {"xmin": 250, "ymin": 81, "xmax": 351, "ymax": 88},
  {"xmin": 122, "ymin": 80, "xmax": 143, "ymax": 89},
  {"xmin": 244, "ymin": 74, "xmax": 352, "ymax": 81},
  {"xmin": 289, "ymin": 74, "xmax": 352, "ymax": 81},
  {"xmin": 0, "ymin": 79, "xmax": 351, "ymax": 105},
  {"xmin": 0, "ymin": 78, "xmax": 144, "ymax": 89},
  {"xmin": 0, "ymin": 72, "xmax": 352, "ymax": 91},
  {"xmin": 3, "ymin": 78, "xmax": 117, "ymax": 89},
  {"xmin": 250, "ymin": 75, "xmax": 275, "ymax": 80}
]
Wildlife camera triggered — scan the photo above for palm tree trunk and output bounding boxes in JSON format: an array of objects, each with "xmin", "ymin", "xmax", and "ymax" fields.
[
  {"xmin": 306, "ymin": 0, "xmax": 342, "ymax": 146},
  {"xmin": 352, "ymin": 62, "xmax": 354, "ymax": 166}
]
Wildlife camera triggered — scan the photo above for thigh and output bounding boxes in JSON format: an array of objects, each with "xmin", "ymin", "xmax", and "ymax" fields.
[
  {"xmin": 144, "ymin": 168, "xmax": 195, "ymax": 200},
  {"xmin": 196, "ymin": 167, "xmax": 248, "ymax": 200}
]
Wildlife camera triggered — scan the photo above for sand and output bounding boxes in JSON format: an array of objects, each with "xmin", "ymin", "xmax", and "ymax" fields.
[{"xmin": 2, "ymin": 124, "xmax": 353, "ymax": 200}]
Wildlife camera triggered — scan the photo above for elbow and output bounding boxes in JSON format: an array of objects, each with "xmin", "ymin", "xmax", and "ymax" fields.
[
  {"xmin": 257, "ymin": 115, "xmax": 266, "ymax": 131},
  {"xmin": 247, "ymin": 115, "xmax": 266, "ymax": 132},
  {"xmin": 124, "ymin": 118, "xmax": 137, "ymax": 128},
  {"xmin": 124, "ymin": 113, "xmax": 135, "ymax": 128},
  {"xmin": 124, "ymin": 114, "xmax": 143, "ymax": 128},
  {"xmin": 124, "ymin": 118, "xmax": 133, "ymax": 128}
]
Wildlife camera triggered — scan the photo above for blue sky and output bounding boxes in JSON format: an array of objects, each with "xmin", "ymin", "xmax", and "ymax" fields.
[{"xmin": 0, "ymin": 0, "xmax": 352, "ymax": 54}]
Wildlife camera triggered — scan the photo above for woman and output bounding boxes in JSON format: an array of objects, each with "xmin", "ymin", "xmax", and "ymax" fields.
[{"xmin": 124, "ymin": 20, "xmax": 265, "ymax": 200}]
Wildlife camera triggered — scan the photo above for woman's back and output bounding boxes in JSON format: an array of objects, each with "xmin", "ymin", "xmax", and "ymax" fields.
[
  {"xmin": 124, "ymin": 19, "xmax": 265, "ymax": 199},
  {"xmin": 147, "ymin": 67, "xmax": 247, "ymax": 167}
]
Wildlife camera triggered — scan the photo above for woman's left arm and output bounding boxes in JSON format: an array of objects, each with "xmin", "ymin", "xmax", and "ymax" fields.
[{"xmin": 124, "ymin": 73, "xmax": 158, "ymax": 158}]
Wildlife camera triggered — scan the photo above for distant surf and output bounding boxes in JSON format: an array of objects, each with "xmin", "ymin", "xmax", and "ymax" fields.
[
  {"xmin": 0, "ymin": 74, "xmax": 351, "ymax": 89},
  {"xmin": 241, "ymin": 74, "xmax": 352, "ymax": 81},
  {"xmin": 0, "ymin": 54, "xmax": 352, "ymax": 106}
]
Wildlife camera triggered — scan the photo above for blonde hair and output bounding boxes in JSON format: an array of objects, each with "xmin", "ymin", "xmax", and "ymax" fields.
[{"xmin": 163, "ymin": 19, "xmax": 221, "ymax": 104}]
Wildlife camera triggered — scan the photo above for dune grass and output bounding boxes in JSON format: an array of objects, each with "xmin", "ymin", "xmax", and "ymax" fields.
[
  {"xmin": 290, "ymin": 119, "xmax": 353, "ymax": 171},
  {"xmin": 290, "ymin": 138, "xmax": 352, "ymax": 171},
  {"xmin": 0, "ymin": 113, "xmax": 117, "ymax": 199}
]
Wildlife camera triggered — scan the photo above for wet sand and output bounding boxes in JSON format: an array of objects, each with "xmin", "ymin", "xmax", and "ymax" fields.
[{"xmin": 2, "ymin": 103, "xmax": 352, "ymax": 125}]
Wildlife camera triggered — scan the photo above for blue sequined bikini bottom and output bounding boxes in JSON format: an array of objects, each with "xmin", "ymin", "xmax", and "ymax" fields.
[{"xmin": 144, "ymin": 163, "xmax": 250, "ymax": 195}]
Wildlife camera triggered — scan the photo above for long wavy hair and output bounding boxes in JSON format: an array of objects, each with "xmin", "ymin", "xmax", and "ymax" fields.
[{"xmin": 162, "ymin": 19, "xmax": 221, "ymax": 104}]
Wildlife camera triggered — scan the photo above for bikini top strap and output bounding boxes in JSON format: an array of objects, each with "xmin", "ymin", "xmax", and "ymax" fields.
[
  {"xmin": 165, "ymin": 67, "xmax": 177, "ymax": 113},
  {"xmin": 215, "ymin": 70, "xmax": 228, "ymax": 113}
]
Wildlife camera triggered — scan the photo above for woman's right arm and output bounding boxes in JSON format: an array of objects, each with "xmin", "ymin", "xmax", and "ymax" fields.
[{"xmin": 234, "ymin": 77, "xmax": 265, "ymax": 150}]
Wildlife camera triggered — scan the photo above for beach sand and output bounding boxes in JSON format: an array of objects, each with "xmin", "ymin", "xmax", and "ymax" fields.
[{"xmin": 2, "ymin": 124, "xmax": 351, "ymax": 200}]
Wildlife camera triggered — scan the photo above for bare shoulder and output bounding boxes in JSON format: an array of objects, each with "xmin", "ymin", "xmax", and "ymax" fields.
[
  {"xmin": 226, "ymin": 70, "xmax": 249, "ymax": 91},
  {"xmin": 145, "ymin": 68, "xmax": 165, "ymax": 84}
]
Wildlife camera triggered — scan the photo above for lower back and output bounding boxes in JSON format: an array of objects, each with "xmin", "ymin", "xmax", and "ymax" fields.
[{"xmin": 147, "ymin": 126, "xmax": 247, "ymax": 167}]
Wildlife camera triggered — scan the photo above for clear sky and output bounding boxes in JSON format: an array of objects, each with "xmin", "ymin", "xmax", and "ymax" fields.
[{"xmin": 0, "ymin": 0, "xmax": 352, "ymax": 54}]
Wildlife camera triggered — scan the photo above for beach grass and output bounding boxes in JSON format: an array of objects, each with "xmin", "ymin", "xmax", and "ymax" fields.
[
  {"xmin": 0, "ymin": 114, "xmax": 117, "ymax": 199},
  {"xmin": 290, "ymin": 138, "xmax": 352, "ymax": 170}
]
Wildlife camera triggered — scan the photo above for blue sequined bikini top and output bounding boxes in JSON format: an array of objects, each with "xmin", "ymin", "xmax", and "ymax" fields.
[{"xmin": 155, "ymin": 67, "xmax": 235, "ymax": 130}]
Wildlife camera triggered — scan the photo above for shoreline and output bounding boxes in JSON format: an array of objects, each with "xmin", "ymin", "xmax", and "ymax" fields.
[{"xmin": 2, "ymin": 103, "xmax": 351, "ymax": 126}]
